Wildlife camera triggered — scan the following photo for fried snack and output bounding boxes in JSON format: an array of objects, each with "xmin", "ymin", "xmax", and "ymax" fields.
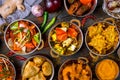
[
  {"xmin": 88, "ymin": 23, "xmax": 103, "ymax": 38},
  {"xmin": 42, "ymin": 61, "xmax": 52, "ymax": 76},
  {"xmin": 75, "ymin": 4, "xmax": 90, "ymax": 16},
  {"xmin": 68, "ymin": 1, "xmax": 81, "ymax": 15},
  {"xmin": 102, "ymin": 25, "xmax": 119, "ymax": 47},
  {"xmin": 33, "ymin": 57, "xmax": 45, "ymax": 67},
  {"xmin": 29, "ymin": 71, "xmax": 46, "ymax": 80},
  {"xmin": 88, "ymin": 22, "xmax": 119, "ymax": 54},
  {"xmin": 88, "ymin": 34, "xmax": 107, "ymax": 54},
  {"xmin": 62, "ymin": 60, "xmax": 91, "ymax": 80},
  {"xmin": 22, "ymin": 61, "xmax": 40, "ymax": 79},
  {"xmin": 96, "ymin": 59, "xmax": 119, "ymax": 80}
]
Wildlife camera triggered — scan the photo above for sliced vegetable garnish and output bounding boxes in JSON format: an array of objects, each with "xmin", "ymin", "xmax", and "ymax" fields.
[
  {"xmin": 10, "ymin": 22, "xmax": 18, "ymax": 30},
  {"xmin": 33, "ymin": 33, "xmax": 40, "ymax": 44},
  {"xmin": 68, "ymin": 28, "xmax": 78, "ymax": 38}
]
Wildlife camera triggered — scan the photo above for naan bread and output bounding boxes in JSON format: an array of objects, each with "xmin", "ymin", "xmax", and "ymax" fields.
[{"xmin": 22, "ymin": 61, "xmax": 40, "ymax": 79}]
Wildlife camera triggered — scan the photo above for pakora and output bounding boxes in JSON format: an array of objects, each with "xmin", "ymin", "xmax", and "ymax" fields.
[{"xmin": 87, "ymin": 22, "xmax": 119, "ymax": 54}]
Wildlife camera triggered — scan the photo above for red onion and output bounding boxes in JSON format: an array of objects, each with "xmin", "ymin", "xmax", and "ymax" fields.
[
  {"xmin": 31, "ymin": 5, "xmax": 44, "ymax": 17},
  {"xmin": 44, "ymin": 0, "xmax": 61, "ymax": 13}
]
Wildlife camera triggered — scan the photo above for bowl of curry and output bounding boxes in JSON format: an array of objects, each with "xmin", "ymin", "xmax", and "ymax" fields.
[
  {"xmin": 58, "ymin": 57, "xmax": 92, "ymax": 80},
  {"xmin": 0, "ymin": 54, "xmax": 16, "ymax": 80},
  {"xmin": 4, "ymin": 19, "xmax": 42, "ymax": 55}
]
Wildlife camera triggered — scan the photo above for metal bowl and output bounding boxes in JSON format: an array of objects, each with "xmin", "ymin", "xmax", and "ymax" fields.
[
  {"xmin": 95, "ymin": 59, "xmax": 119, "ymax": 80},
  {"xmin": 102, "ymin": 0, "xmax": 120, "ymax": 19},
  {"xmin": 4, "ymin": 19, "xmax": 42, "ymax": 55},
  {"xmin": 0, "ymin": 54, "xmax": 16, "ymax": 80},
  {"xmin": 64, "ymin": 0, "xmax": 97, "ymax": 17},
  {"xmin": 85, "ymin": 21, "xmax": 120, "ymax": 56},
  {"xmin": 58, "ymin": 57, "xmax": 92, "ymax": 80},
  {"xmin": 48, "ymin": 20, "xmax": 83, "ymax": 57},
  {"xmin": 21, "ymin": 55, "xmax": 54, "ymax": 80}
]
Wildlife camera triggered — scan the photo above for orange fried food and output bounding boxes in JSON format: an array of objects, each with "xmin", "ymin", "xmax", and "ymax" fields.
[
  {"xmin": 88, "ymin": 34, "xmax": 107, "ymax": 54},
  {"xmin": 62, "ymin": 60, "xmax": 91, "ymax": 80}
]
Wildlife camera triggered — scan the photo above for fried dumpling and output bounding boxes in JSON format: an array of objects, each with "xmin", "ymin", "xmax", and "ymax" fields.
[
  {"xmin": 22, "ymin": 61, "xmax": 40, "ymax": 79},
  {"xmin": 29, "ymin": 71, "xmax": 46, "ymax": 80},
  {"xmin": 42, "ymin": 62, "xmax": 52, "ymax": 76},
  {"xmin": 33, "ymin": 57, "xmax": 45, "ymax": 67}
]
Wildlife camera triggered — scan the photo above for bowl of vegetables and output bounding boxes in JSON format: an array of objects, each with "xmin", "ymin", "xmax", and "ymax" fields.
[
  {"xmin": 21, "ymin": 55, "xmax": 54, "ymax": 80},
  {"xmin": 48, "ymin": 19, "xmax": 83, "ymax": 57},
  {"xmin": 0, "ymin": 54, "xmax": 16, "ymax": 80},
  {"xmin": 4, "ymin": 19, "xmax": 43, "ymax": 55},
  {"xmin": 64, "ymin": 0, "xmax": 97, "ymax": 17}
]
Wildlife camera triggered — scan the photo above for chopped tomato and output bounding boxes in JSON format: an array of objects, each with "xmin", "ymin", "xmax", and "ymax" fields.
[
  {"xmin": 57, "ymin": 33, "xmax": 67, "ymax": 42},
  {"xmin": 0, "ymin": 66, "xmax": 2, "ymax": 72},
  {"xmin": 13, "ymin": 43, "xmax": 21, "ymax": 51},
  {"xmin": 68, "ymin": 28, "xmax": 78, "ymax": 38},
  {"xmin": 80, "ymin": 0, "xmax": 92, "ymax": 5},
  {"xmin": 32, "ymin": 38, "xmax": 37, "ymax": 47},
  {"xmin": 25, "ymin": 43, "xmax": 35, "ymax": 48},
  {"xmin": 56, "ymin": 28, "xmax": 66, "ymax": 35}
]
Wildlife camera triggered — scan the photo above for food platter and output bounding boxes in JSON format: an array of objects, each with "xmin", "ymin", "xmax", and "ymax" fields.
[{"xmin": 0, "ymin": 0, "xmax": 120, "ymax": 80}]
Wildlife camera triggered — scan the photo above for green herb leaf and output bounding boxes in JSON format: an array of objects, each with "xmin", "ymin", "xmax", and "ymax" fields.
[
  {"xmin": 10, "ymin": 22, "xmax": 18, "ymax": 30},
  {"xmin": 33, "ymin": 33, "xmax": 40, "ymax": 44}
]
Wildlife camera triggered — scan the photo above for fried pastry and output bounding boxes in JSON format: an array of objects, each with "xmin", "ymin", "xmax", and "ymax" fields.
[
  {"xmin": 42, "ymin": 61, "xmax": 52, "ymax": 76},
  {"xmin": 22, "ymin": 61, "xmax": 40, "ymax": 79},
  {"xmin": 88, "ymin": 34, "xmax": 107, "ymax": 54},
  {"xmin": 33, "ymin": 57, "xmax": 45, "ymax": 67}
]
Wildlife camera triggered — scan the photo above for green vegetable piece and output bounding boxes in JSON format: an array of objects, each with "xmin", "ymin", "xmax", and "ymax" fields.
[
  {"xmin": 10, "ymin": 22, "xmax": 18, "ymax": 30},
  {"xmin": 33, "ymin": 33, "xmax": 40, "ymax": 43},
  {"xmin": 68, "ymin": 0, "xmax": 74, "ymax": 4},
  {"xmin": 42, "ymin": 17, "xmax": 56, "ymax": 34},
  {"xmin": 13, "ymin": 30, "xmax": 21, "ymax": 34},
  {"xmin": 40, "ymin": 11, "xmax": 48, "ymax": 30}
]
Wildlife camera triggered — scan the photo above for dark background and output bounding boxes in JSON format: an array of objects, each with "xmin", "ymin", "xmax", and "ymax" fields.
[{"xmin": 0, "ymin": 0, "xmax": 120, "ymax": 80}]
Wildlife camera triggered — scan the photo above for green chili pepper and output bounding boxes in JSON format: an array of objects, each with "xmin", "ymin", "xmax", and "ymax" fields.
[
  {"xmin": 42, "ymin": 17, "xmax": 56, "ymax": 34},
  {"xmin": 40, "ymin": 11, "xmax": 48, "ymax": 31},
  {"xmin": 33, "ymin": 33, "xmax": 40, "ymax": 43},
  {"xmin": 10, "ymin": 22, "xmax": 18, "ymax": 30}
]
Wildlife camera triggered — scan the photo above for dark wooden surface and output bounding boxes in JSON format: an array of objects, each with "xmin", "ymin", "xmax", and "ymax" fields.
[{"xmin": 0, "ymin": 0, "xmax": 120, "ymax": 80}]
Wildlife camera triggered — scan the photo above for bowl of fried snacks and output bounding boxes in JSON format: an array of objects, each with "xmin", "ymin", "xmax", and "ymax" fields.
[
  {"xmin": 95, "ymin": 59, "xmax": 119, "ymax": 80},
  {"xmin": 85, "ymin": 21, "xmax": 119, "ymax": 56},
  {"xmin": 64, "ymin": 0, "xmax": 97, "ymax": 17},
  {"xmin": 58, "ymin": 57, "xmax": 92, "ymax": 80},
  {"xmin": 21, "ymin": 55, "xmax": 54, "ymax": 80}
]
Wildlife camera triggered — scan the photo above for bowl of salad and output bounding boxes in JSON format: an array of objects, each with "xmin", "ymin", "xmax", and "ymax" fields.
[
  {"xmin": 0, "ymin": 54, "xmax": 16, "ymax": 80},
  {"xmin": 4, "ymin": 19, "xmax": 42, "ymax": 55},
  {"xmin": 48, "ymin": 19, "xmax": 83, "ymax": 57}
]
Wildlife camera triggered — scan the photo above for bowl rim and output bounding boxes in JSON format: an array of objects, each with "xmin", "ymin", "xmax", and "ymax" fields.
[
  {"xmin": 64, "ymin": 0, "xmax": 98, "ymax": 17},
  {"xmin": 95, "ymin": 59, "xmax": 120, "ymax": 80},
  {"xmin": 48, "ymin": 21, "xmax": 83, "ymax": 56},
  {"xmin": 85, "ymin": 21, "xmax": 120, "ymax": 56},
  {"xmin": 58, "ymin": 58, "xmax": 92, "ymax": 80},
  {"xmin": 4, "ymin": 19, "xmax": 42, "ymax": 55},
  {"xmin": 0, "ymin": 57, "xmax": 16, "ymax": 80},
  {"xmin": 21, "ymin": 55, "xmax": 54, "ymax": 80}
]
